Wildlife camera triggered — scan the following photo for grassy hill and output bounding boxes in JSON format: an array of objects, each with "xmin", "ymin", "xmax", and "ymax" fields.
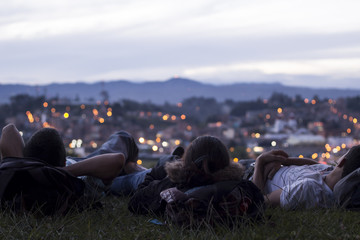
[{"xmin": 1, "ymin": 196, "xmax": 358, "ymax": 240}]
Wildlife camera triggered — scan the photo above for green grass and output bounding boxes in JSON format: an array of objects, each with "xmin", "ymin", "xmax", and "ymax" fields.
[{"xmin": 0, "ymin": 197, "xmax": 360, "ymax": 240}]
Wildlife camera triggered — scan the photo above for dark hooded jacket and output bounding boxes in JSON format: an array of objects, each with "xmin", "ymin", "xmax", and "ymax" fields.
[{"xmin": 128, "ymin": 158, "xmax": 245, "ymax": 215}]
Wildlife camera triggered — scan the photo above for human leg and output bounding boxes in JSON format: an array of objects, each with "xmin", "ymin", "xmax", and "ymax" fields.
[
  {"xmin": 71, "ymin": 130, "xmax": 144, "ymax": 174},
  {"xmin": 86, "ymin": 131, "xmax": 139, "ymax": 163},
  {"xmin": 110, "ymin": 169, "xmax": 152, "ymax": 196},
  {"xmin": 0, "ymin": 124, "xmax": 25, "ymax": 159}
]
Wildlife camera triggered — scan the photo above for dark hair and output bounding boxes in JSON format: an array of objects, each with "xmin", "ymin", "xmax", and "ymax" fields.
[
  {"xmin": 23, "ymin": 128, "xmax": 66, "ymax": 167},
  {"xmin": 183, "ymin": 136, "xmax": 230, "ymax": 187},
  {"xmin": 341, "ymin": 145, "xmax": 360, "ymax": 178}
]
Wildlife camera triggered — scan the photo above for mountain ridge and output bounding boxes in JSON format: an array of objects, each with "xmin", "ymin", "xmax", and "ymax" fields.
[{"xmin": 1, "ymin": 78, "xmax": 359, "ymax": 104}]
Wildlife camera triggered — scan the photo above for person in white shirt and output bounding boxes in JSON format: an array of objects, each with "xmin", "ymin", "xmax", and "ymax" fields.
[{"xmin": 252, "ymin": 146, "xmax": 360, "ymax": 209}]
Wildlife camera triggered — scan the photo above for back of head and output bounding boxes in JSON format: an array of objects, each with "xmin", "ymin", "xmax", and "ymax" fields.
[
  {"xmin": 183, "ymin": 136, "xmax": 230, "ymax": 186},
  {"xmin": 23, "ymin": 128, "xmax": 66, "ymax": 167},
  {"xmin": 342, "ymin": 145, "xmax": 360, "ymax": 178}
]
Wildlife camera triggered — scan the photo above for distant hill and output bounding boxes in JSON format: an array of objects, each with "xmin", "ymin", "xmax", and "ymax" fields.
[{"xmin": 1, "ymin": 78, "xmax": 360, "ymax": 104}]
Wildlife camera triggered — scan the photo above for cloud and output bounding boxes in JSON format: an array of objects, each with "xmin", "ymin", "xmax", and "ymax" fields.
[
  {"xmin": 0, "ymin": 0, "xmax": 360, "ymax": 88},
  {"xmin": 182, "ymin": 58, "xmax": 360, "ymax": 78},
  {"xmin": 2, "ymin": 0, "xmax": 360, "ymax": 41}
]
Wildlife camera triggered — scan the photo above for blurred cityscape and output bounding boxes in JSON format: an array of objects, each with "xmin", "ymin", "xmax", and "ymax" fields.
[{"xmin": 1, "ymin": 92, "xmax": 360, "ymax": 165}]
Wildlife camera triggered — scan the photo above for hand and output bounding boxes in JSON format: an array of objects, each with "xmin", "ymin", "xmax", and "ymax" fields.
[{"xmin": 256, "ymin": 150, "xmax": 288, "ymax": 166}]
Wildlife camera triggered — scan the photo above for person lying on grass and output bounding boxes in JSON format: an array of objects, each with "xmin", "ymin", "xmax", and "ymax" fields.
[
  {"xmin": 251, "ymin": 147, "xmax": 360, "ymax": 209},
  {"xmin": 0, "ymin": 124, "xmax": 125, "ymax": 200},
  {"xmin": 128, "ymin": 135, "xmax": 248, "ymax": 215}
]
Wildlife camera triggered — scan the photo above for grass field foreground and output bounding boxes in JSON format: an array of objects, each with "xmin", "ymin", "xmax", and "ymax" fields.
[{"xmin": 0, "ymin": 196, "xmax": 360, "ymax": 240}]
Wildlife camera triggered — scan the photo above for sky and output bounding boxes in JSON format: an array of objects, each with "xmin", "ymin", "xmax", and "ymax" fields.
[{"xmin": 1, "ymin": 0, "xmax": 360, "ymax": 89}]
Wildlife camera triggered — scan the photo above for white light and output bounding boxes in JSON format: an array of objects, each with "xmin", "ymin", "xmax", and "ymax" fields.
[
  {"xmin": 253, "ymin": 146, "xmax": 264, "ymax": 153},
  {"xmin": 271, "ymin": 141, "xmax": 277, "ymax": 147},
  {"xmin": 162, "ymin": 141, "xmax": 169, "ymax": 147}
]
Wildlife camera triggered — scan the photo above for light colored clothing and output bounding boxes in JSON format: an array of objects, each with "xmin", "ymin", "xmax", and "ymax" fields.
[{"xmin": 265, "ymin": 164, "xmax": 335, "ymax": 209}]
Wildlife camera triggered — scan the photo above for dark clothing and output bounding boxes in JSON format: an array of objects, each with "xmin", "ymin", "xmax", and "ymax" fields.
[
  {"xmin": 128, "ymin": 155, "xmax": 179, "ymax": 215},
  {"xmin": 128, "ymin": 155, "xmax": 246, "ymax": 215}
]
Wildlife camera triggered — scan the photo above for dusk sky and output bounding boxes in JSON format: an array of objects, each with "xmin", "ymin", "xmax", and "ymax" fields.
[{"xmin": 1, "ymin": 0, "xmax": 360, "ymax": 89}]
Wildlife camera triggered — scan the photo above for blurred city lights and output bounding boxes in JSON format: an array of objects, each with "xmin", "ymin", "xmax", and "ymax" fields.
[
  {"xmin": 253, "ymin": 146, "xmax": 264, "ymax": 153},
  {"xmin": 90, "ymin": 141, "xmax": 97, "ymax": 148},
  {"xmin": 26, "ymin": 111, "xmax": 34, "ymax": 123}
]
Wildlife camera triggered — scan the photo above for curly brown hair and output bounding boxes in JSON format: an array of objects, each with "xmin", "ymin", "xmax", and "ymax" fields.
[{"xmin": 182, "ymin": 136, "xmax": 230, "ymax": 187}]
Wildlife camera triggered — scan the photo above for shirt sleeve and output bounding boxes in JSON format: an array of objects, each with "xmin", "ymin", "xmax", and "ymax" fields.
[{"xmin": 280, "ymin": 178, "xmax": 333, "ymax": 209}]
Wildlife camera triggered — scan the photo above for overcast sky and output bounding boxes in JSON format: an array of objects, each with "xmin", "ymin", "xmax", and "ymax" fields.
[{"xmin": 1, "ymin": 0, "xmax": 360, "ymax": 89}]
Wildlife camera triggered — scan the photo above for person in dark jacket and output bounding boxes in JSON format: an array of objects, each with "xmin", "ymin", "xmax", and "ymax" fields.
[{"xmin": 128, "ymin": 135, "xmax": 245, "ymax": 215}]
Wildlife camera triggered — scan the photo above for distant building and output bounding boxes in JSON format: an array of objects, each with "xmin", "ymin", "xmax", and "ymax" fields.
[{"xmin": 286, "ymin": 134, "xmax": 326, "ymax": 146}]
